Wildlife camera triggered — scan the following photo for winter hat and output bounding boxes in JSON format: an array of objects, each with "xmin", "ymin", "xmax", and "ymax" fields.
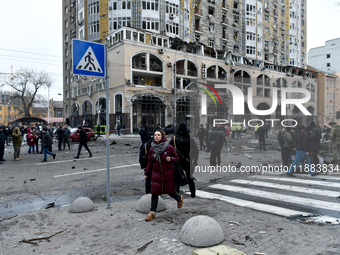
[
  {"xmin": 177, "ymin": 122, "xmax": 187, "ymax": 132},
  {"xmin": 42, "ymin": 126, "xmax": 48, "ymax": 131}
]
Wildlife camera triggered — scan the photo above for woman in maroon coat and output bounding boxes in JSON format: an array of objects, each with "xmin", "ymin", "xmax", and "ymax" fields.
[
  {"xmin": 27, "ymin": 128, "xmax": 36, "ymax": 154},
  {"xmin": 144, "ymin": 130, "xmax": 183, "ymax": 221}
]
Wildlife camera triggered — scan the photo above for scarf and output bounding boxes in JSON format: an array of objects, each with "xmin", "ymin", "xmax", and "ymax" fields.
[{"xmin": 151, "ymin": 140, "xmax": 169, "ymax": 162}]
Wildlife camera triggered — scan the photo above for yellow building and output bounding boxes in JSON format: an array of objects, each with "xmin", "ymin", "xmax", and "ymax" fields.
[{"xmin": 0, "ymin": 104, "xmax": 25, "ymax": 126}]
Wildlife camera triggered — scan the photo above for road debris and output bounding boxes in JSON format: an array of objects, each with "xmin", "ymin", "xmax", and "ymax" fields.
[
  {"xmin": 21, "ymin": 230, "xmax": 65, "ymax": 245},
  {"xmin": 228, "ymin": 221, "xmax": 240, "ymax": 226},
  {"xmin": 278, "ymin": 228, "xmax": 283, "ymax": 232},
  {"xmin": 231, "ymin": 239, "xmax": 245, "ymax": 246},
  {"xmin": 0, "ymin": 215, "xmax": 17, "ymax": 222},
  {"xmin": 134, "ymin": 240, "xmax": 153, "ymax": 253},
  {"xmin": 40, "ymin": 202, "xmax": 55, "ymax": 210},
  {"xmin": 244, "ymin": 154, "xmax": 252, "ymax": 159}
]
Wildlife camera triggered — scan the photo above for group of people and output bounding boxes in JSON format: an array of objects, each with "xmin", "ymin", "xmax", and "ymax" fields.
[
  {"xmin": 139, "ymin": 122, "xmax": 198, "ymax": 221},
  {"xmin": 0, "ymin": 124, "xmax": 92, "ymax": 162},
  {"xmin": 277, "ymin": 121, "xmax": 324, "ymax": 176}
]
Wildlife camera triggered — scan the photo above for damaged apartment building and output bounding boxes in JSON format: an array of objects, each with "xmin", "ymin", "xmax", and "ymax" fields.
[{"xmin": 62, "ymin": 0, "xmax": 317, "ymax": 133}]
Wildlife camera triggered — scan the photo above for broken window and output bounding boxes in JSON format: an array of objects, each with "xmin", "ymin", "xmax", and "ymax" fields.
[{"xmin": 208, "ymin": 6, "xmax": 214, "ymax": 15}]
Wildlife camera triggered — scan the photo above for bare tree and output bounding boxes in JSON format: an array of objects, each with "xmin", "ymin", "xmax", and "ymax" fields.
[{"xmin": 1, "ymin": 68, "xmax": 52, "ymax": 117}]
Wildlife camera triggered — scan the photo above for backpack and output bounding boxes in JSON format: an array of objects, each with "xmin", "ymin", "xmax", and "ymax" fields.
[
  {"xmin": 139, "ymin": 143, "xmax": 149, "ymax": 169},
  {"xmin": 225, "ymin": 126, "xmax": 230, "ymax": 135},
  {"xmin": 277, "ymin": 131, "xmax": 285, "ymax": 147}
]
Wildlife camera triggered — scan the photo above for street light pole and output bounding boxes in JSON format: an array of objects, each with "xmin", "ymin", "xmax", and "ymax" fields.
[{"xmin": 47, "ymin": 86, "xmax": 50, "ymax": 124}]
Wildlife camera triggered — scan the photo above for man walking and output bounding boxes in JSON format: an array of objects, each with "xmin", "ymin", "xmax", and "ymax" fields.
[
  {"xmin": 196, "ymin": 124, "xmax": 206, "ymax": 150},
  {"xmin": 257, "ymin": 125, "xmax": 266, "ymax": 151},
  {"xmin": 330, "ymin": 121, "xmax": 340, "ymax": 162},
  {"xmin": 41, "ymin": 126, "xmax": 56, "ymax": 162},
  {"xmin": 208, "ymin": 126, "xmax": 223, "ymax": 166},
  {"xmin": 0, "ymin": 126, "xmax": 6, "ymax": 162},
  {"xmin": 74, "ymin": 126, "xmax": 92, "ymax": 159},
  {"xmin": 63, "ymin": 125, "xmax": 71, "ymax": 150},
  {"xmin": 280, "ymin": 127, "xmax": 294, "ymax": 167},
  {"xmin": 56, "ymin": 125, "xmax": 65, "ymax": 151},
  {"xmin": 287, "ymin": 126, "xmax": 317, "ymax": 176},
  {"xmin": 308, "ymin": 121, "xmax": 322, "ymax": 168}
]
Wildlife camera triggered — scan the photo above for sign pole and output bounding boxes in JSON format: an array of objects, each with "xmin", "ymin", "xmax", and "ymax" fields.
[{"xmin": 105, "ymin": 41, "xmax": 110, "ymax": 209}]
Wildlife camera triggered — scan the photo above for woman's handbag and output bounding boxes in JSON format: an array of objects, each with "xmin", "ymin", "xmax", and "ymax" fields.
[
  {"xmin": 173, "ymin": 136, "xmax": 188, "ymax": 186},
  {"xmin": 174, "ymin": 161, "xmax": 188, "ymax": 186}
]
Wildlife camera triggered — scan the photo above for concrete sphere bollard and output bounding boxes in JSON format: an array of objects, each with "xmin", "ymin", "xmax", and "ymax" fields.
[
  {"xmin": 136, "ymin": 194, "xmax": 167, "ymax": 213},
  {"xmin": 70, "ymin": 197, "xmax": 95, "ymax": 213},
  {"xmin": 180, "ymin": 215, "xmax": 224, "ymax": 247}
]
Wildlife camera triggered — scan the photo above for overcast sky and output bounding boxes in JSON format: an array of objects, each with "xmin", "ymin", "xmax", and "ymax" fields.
[{"xmin": 0, "ymin": 0, "xmax": 339, "ymax": 102}]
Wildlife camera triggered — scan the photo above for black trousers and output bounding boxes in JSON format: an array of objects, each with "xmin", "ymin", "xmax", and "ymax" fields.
[
  {"xmin": 0, "ymin": 143, "xmax": 4, "ymax": 160},
  {"xmin": 77, "ymin": 143, "xmax": 92, "ymax": 157},
  {"xmin": 151, "ymin": 192, "xmax": 181, "ymax": 212},
  {"xmin": 199, "ymin": 138, "xmax": 205, "ymax": 150},
  {"xmin": 58, "ymin": 137, "xmax": 63, "ymax": 150},
  {"xmin": 281, "ymin": 147, "xmax": 292, "ymax": 166},
  {"xmin": 259, "ymin": 138, "xmax": 266, "ymax": 150},
  {"xmin": 210, "ymin": 147, "xmax": 221, "ymax": 166}
]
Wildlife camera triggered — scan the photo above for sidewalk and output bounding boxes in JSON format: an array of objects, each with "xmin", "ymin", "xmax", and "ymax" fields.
[{"xmin": 1, "ymin": 193, "xmax": 339, "ymax": 255}]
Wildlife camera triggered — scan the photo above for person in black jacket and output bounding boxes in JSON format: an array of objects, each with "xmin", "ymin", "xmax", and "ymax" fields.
[
  {"xmin": 0, "ymin": 126, "xmax": 6, "ymax": 162},
  {"xmin": 139, "ymin": 134, "xmax": 153, "ymax": 194},
  {"xmin": 139, "ymin": 124, "xmax": 150, "ymax": 145},
  {"xmin": 74, "ymin": 126, "xmax": 92, "ymax": 159},
  {"xmin": 196, "ymin": 124, "xmax": 206, "ymax": 150},
  {"xmin": 287, "ymin": 125, "xmax": 317, "ymax": 176},
  {"xmin": 308, "ymin": 121, "xmax": 322, "ymax": 168},
  {"xmin": 41, "ymin": 126, "xmax": 56, "ymax": 162},
  {"xmin": 56, "ymin": 125, "xmax": 65, "ymax": 151},
  {"xmin": 169, "ymin": 122, "xmax": 199, "ymax": 198},
  {"xmin": 257, "ymin": 125, "xmax": 266, "ymax": 151},
  {"xmin": 208, "ymin": 126, "xmax": 223, "ymax": 166}
]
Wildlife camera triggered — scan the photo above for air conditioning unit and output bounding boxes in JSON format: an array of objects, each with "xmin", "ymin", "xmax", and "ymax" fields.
[
  {"xmin": 126, "ymin": 79, "xmax": 132, "ymax": 85},
  {"xmin": 167, "ymin": 62, "xmax": 172, "ymax": 67},
  {"xmin": 162, "ymin": 29, "xmax": 167, "ymax": 35},
  {"xmin": 158, "ymin": 48, "xmax": 165, "ymax": 54},
  {"xmin": 169, "ymin": 13, "xmax": 176, "ymax": 19}
]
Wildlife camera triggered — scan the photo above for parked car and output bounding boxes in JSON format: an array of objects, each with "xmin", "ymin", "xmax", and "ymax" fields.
[{"xmin": 69, "ymin": 127, "xmax": 95, "ymax": 142}]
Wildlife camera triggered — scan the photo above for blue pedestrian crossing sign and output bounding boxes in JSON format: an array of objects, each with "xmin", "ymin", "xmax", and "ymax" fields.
[{"xmin": 72, "ymin": 39, "xmax": 105, "ymax": 77}]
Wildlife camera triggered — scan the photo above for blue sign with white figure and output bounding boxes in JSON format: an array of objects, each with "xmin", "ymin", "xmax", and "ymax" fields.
[{"xmin": 72, "ymin": 39, "xmax": 105, "ymax": 77}]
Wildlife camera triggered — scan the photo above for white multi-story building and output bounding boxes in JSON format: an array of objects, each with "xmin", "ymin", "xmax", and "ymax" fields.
[{"xmin": 308, "ymin": 38, "xmax": 340, "ymax": 73}]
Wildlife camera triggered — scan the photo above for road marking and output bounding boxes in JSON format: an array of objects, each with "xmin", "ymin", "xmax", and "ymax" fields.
[
  {"xmin": 35, "ymin": 154, "xmax": 126, "ymax": 166},
  {"xmin": 249, "ymin": 176, "xmax": 340, "ymax": 188},
  {"xmin": 196, "ymin": 190, "xmax": 340, "ymax": 224},
  {"xmin": 54, "ymin": 163, "xmax": 140, "ymax": 178},
  {"xmin": 210, "ymin": 184, "xmax": 340, "ymax": 211},
  {"xmin": 230, "ymin": 179, "xmax": 339, "ymax": 197}
]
